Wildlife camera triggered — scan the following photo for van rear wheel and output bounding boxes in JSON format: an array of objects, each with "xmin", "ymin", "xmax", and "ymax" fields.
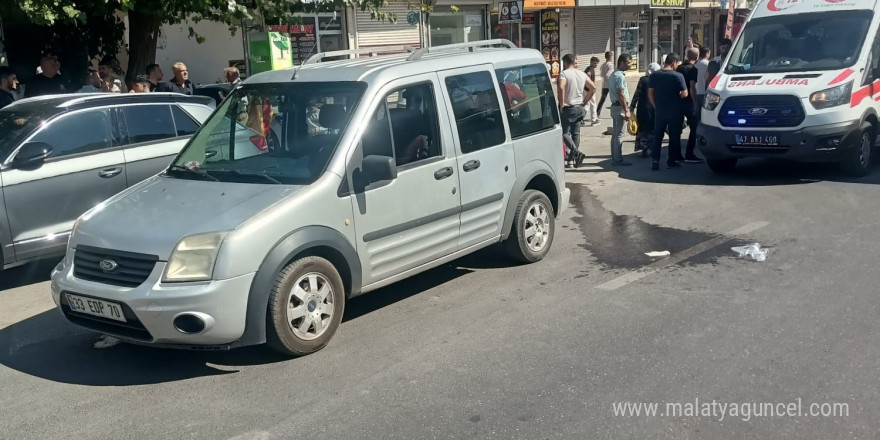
[
  {"xmin": 266, "ymin": 256, "xmax": 345, "ymax": 356},
  {"xmin": 504, "ymin": 190, "xmax": 555, "ymax": 263},
  {"xmin": 841, "ymin": 123, "xmax": 873, "ymax": 177}
]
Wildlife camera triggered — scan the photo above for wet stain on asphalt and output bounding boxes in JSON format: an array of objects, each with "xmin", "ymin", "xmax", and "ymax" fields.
[{"xmin": 567, "ymin": 183, "xmax": 747, "ymax": 269}]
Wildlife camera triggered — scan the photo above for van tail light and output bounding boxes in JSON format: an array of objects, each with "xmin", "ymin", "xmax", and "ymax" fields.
[{"xmin": 250, "ymin": 135, "xmax": 268, "ymax": 151}]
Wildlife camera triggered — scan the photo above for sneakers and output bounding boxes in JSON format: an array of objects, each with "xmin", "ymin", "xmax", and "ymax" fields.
[
  {"xmin": 651, "ymin": 161, "xmax": 660, "ymax": 171},
  {"xmin": 575, "ymin": 152, "xmax": 586, "ymax": 168},
  {"xmin": 684, "ymin": 156, "xmax": 705, "ymax": 163},
  {"xmin": 591, "ymin": 118, "xmax": 600, "ymax": 125},
  {"xmin": 565, "ymin": 160, "xmax": 572, "ymax": 168}
]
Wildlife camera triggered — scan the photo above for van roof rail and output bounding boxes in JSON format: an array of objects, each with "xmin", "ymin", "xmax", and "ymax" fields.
[
  {"xmin": 303, "ymin": 46, "xmax": 416, "ymax": 65},
  {"xmin": 406, "ymin": 39, "xmax": 517, "ymax": 62}
]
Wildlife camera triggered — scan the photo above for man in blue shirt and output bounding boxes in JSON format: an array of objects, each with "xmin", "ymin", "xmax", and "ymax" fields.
[
  {"xmin": 648, "ymin": 53, "xmax": 688, "ymax": 170},
  {"xmin": 607, "ymin": 53, "xmax": 633, "ymax": 166}
]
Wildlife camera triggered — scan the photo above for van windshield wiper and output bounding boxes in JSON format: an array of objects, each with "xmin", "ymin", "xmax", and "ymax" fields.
[
  {"xmin": 166, "ymin": 165, "xmax": 219, "ymax": 181},
  {"xmin": 205, "ymin": 169, "xmax": 282, "ymax": 184}
]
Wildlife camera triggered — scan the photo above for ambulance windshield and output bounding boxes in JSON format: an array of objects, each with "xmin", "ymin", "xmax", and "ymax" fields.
[{"xmin": 726, "ymin": 10, "xmax": 872, "ymax": 74}]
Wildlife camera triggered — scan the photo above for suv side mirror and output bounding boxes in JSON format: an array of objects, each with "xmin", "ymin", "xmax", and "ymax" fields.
[
  {"xmin": 12, "ymin": 142, "xmax": 53, "ymax": 169},
  {"xmin": 362, "ymin": 155, "xmax": 397, "ymax": 184}
]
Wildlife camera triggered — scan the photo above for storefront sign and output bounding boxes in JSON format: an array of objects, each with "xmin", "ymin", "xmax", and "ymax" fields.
[
  {"xmin": 499, "ymin": 1, "xmax": 523, "ymax": 24},
  {"xmin": 522, "ymin": 12, "xmax": 536, "ymax": 25},
  {"xmin": 525, "ymin": 0, "xmax": 575, "ymax": 8},
  {"xmin": 650, "ymin": 0, "xmax": 686, "ymax": 8},
  {"xmin": 269, "ymin": 24, "xmax": 318, "ymax": 65},
  {"xmin": 540, "ymin": 9, "xmax": 560, "ymax": 78}
]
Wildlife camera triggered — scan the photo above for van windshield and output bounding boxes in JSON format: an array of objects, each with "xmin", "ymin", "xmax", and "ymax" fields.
[
  {"xmin": 170, "ymin": 82, "xmax": 366, "ymax": 185},
  {"xmin": 725, "ymin": 10, "xmax": 872, "ymax": 74}
]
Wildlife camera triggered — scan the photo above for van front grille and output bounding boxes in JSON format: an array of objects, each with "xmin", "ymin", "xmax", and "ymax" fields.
[
  {"xmin": 74, "ymin": 245, "xmax": 158, "ymax": 288},
  {"xmin": 719, "ymin": 95, "xmax": 805, "ymax": 128}
]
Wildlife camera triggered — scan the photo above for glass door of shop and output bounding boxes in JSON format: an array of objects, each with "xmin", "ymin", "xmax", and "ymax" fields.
[
  {"xmin": 431, "ymin": 10, "xmax": 486, "ymax": 46},
  {"xmin": 656, "ymin": 12, "xmax": 682, "ymax": 65}
]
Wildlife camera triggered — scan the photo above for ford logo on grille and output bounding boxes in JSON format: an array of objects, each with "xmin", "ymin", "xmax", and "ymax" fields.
[
  {"xmin": 99, "ymin": 259, "xmax": 119, "ymax": 272},
  {"xmin": 748, "ymin": 107, "xmax": 769, "ymax": 116}
]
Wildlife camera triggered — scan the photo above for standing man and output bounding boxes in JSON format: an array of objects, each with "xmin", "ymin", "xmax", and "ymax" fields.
[
  {"xmin": 146, "ymin": 64, "xmax": 163, "ymax": 92},
  {"xmin": 648, "ymin": 53, "xmax": 688, "ymax": 170},
  {"xmin": 225, "ymin": 67, "xmax": 242, "ymax": 86},
  {"xmin": 98, "ymin": 57, "xmax": 124, "ymax": 93},
  {"xmin": 157, "ymin": 62, "xmax": 194, "ymax": 95},
  {"xmin": 677, "ymin": 47, "xmax": 703, "ymax": 162},
  {"xmin": 687, "ymin": 47, "xmax": 713, "ymax": 163},
  {"xmin": 129, "ymin": 75, "xmax": 152, "ymax": 93},
  {"xmin": 25, "ymin": 52, "xmax": 65, "ymax": 98},
  {"xmin": 558, "ymin": 54, "xmax": 595, "ymax": 168},
  {"xmin": 583, "ymin": 57, "xmax": 601, "ymax": 125},
  {"xmin": 608, "ymin": 53, "xmax": 633, "ymax": 167},
  {"xmin": 596, "ymin": 51, "xmax": 615, "ymax": 118},
  {"xmin": 0, "ymin": 67, "xmax": 18, "ymax": 109},
  {"xmin": 77, "ymin": 69, "xmax": 103, "ymax": 93},
  {"xmin": 715, "ymin": 38, "xmax": 732, "ymax": 63}
]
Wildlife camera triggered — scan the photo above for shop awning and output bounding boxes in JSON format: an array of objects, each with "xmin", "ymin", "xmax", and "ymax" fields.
[{"xmin": 689, "ymin": 0, "xmax": 749, "ymax": 8}]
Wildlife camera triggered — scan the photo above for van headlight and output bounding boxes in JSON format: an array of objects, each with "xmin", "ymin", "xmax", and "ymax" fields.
[
  {"xmin": 703, "ymin": 91, "xmax": 721, "ymax": 111},
  {"xmin": 810, "ymin": 82, "xmax": 852, "ymax": 109},
  {"xmin": 162, "ymin": 232, "xmax": 228, "ymax": 283}
]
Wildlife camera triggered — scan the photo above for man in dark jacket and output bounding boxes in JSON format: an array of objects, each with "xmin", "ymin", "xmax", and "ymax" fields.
[
  {"xmin": 156, "ymin": 62, "xmax": 194, "ymax": 95},
  {"xmin": 629, "ymin": 63, "xmax": 661, "ymax": 156},
  {"xmin": 25, "ymin": 53, "xmax": 66, "ymax": 98}
]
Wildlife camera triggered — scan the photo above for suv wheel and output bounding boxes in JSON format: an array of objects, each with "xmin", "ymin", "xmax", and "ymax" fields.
[
  {"xmin": 504, "ymin": 190, "xmax": 555, "ymax": 263},
  {"xmin": 266, "ymin": 256, "xmax": 345, "ymax": 356},
  {"xmin": 841, "ymin": 123, "xmax": 873, "ymax": 177},
  {"xmin": 707, "ymin": 158, "xmax": 737, "ymax": 173}
]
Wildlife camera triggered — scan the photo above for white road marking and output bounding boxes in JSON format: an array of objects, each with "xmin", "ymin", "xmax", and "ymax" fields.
[{"xmin": 596, "ymin": 221, "xmax": 770, "ymax": 291}]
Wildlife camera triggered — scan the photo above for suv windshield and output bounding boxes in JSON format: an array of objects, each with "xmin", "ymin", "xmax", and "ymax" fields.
[
  {"xmin": 726, "ymin": 11, "xmax": 872, "ymax": 74},
  {"xmin": 0, "ymin": 108, "xmax": 53, "ymax": 161},
  {"xmin": 171, "ymin": 82, "xmax": 366, "ymax": 185}
]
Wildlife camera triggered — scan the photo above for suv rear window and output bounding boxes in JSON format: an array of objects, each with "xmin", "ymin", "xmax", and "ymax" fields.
[{"xmin": 121, "ymin": 105, "xmax": 177, "ymax": 144}]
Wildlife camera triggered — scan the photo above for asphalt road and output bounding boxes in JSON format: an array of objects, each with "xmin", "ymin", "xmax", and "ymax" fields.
[{"xmin": 2, "ymin": 128, "xmax": 880, "ymax": 439}]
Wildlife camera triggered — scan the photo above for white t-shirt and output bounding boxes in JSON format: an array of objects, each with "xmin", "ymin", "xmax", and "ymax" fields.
[
  {"xmin": 695, "ymin": 59, "xmax": 710, "ymax": 94},
  {"xmin": 600, "ymin": 61, "xmax": 614, "ymax": 88},
  {"xmin": 559, "ymin": 68, "xmax": 588, "ymax": 106}
]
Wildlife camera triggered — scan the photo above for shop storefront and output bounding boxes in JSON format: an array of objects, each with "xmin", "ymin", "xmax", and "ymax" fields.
[
  {"xmin": 268, "ymin": 13, "xmax": 348, "ymax": 65},
  {"xmin": 353, "ymin": 1, "xmax": 421, "ymax": 49},
  {"xmin": 491, "ymin": 11, "xmax": 539, "ymax": 48},
  {"xmin": 574, "ymin": 5, "xmax": 615, "ymax": 69},
  {"xmin": 688, "ymin": 9, "xmax": 713, "ymax": 49},
  {"xmin": 619, "ymin": 7, "xmax": 650, "ymax": 72},
  {"xmin": 431, "ymin": 7, "xmax": 487, "ymax": 45},
  {"xmin": 652, "ymin": 0, "xmax": 686, "ymax": 65}
]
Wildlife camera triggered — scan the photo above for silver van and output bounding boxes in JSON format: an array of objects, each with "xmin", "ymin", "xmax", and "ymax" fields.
[
  {"xmin": 50, "ymin": 41, "xmax": 570, "ymax": 355},
  {"xmin": 0, "ymin": 93, "xmax": 214, "ymax": 269}
]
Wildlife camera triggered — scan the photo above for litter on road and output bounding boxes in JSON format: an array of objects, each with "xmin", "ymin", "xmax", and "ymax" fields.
[
  {"xmin": 732, "ymin": 243, "xmax": 769, "ymax": 262},
  {"xmin": 645, "ymin": 251, "xmax": 671, "ymax": 257}
]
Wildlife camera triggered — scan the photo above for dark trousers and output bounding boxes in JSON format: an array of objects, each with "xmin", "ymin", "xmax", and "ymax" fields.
[
  {"xmin": 685, "ymin": 95, "xmax": 704, "ymax": 159},
  {"xmin": 561, "ymin": 105, "xmax": 585, "ymax": 158},
  {"xmin": 652, "ymin": 110, "xmax": 684, "ymax": 165},
  {"xmin": 597, "ymin": 88, "xmax": 610, "ymax": 115}
]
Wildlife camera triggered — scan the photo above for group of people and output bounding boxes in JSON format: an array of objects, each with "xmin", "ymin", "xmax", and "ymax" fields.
[
  {"xmin": 0, "ymin": 50, "xmax": 245, "ymax": 110},
  {"xmin": 558, "ymin": 37, "xmax": 733, "ymax": 171}
]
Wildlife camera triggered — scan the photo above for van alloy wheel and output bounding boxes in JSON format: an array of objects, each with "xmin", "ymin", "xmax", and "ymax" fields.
[
  {"xmin": 286, "ymin": 273, "xmax": 335, "ymax": 341},
  {"xmin": 525, "ymin": 202, "xmax": 551, "ymax": 253},
  {"xmin": 858, "ymin": 131, "xmax": 871, "ymax": 168}
]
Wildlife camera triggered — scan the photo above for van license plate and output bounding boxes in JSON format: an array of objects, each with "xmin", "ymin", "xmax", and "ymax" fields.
[
  {"xmin": 66, "ymin": 293, "xmax": 127, "ymax": 322},
  {"xmin": 736, "ymin": 134, "xmax": 779, "ymax": 146}
]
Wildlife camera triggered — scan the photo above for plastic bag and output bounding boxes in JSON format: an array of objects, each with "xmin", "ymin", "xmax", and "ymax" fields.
[{"xmin": 731, "ymin": 243, "xmax": 768, "ymax": 262}]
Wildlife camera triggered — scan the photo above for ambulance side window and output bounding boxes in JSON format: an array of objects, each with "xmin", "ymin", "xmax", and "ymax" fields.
[{"xmin": 866, "ymin": 29, "xmax": 880, "ymax": 85}]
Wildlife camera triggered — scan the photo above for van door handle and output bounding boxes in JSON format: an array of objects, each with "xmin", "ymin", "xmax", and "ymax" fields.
[
  {"xmin": 463, "ymin": 160, "xmax": 481, "ymax": 172},
  {"xmin": 434, "ymin": 167, "xmax": 454, "ymax": 180},
  {"xmin": 98, "ymin": 168, "xmax": 122, "ymax": 178}
]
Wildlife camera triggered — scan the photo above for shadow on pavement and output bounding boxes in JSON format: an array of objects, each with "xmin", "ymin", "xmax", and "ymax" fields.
[
  {"xmin": 0, "ymin": 259, "xmax": 60, "ymax": 292},
  {"xmin": 572, "ymin": 147, "xmax": 880, "ymax": 187},
  {"xmin": 0, "ymin": 247, "xmax": 513, "ymax": 386}
]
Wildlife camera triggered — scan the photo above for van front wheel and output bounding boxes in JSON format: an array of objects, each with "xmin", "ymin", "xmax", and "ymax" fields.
[
  {"xmin": 504, "ymin": 190, "xmax": 555, "ymax": 263},
  {"xmin": 266, "ymin": 256, "xmax": 345, "ymax": 356},
  {"xmin": 841, "ymin": 123, "xmax": 873, "ymax": 177}
]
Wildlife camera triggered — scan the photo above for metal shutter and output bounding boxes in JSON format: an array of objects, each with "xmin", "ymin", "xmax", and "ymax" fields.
[
  {"xmin": 355, "ymin": 2, "xmax": 421, "ymax": 48},
  {"xmin": 574, "ymin": 7, "xmax": 614, "ymax": 69}
]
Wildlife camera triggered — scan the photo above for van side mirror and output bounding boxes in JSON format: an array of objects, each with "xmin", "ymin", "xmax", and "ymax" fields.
[
  {"xmin": 362, "ymin": 155, "xmax": 397, "ymax": 184},
  {"xmin": 12, "ymin": 142, "xmax": 53, "ymax": 169}
]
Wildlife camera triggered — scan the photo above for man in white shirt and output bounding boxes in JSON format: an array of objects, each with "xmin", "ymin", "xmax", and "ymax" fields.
[
  {"xmin": 558, "ymin": 54, "xmax": 596, "ymax": 168},
  {"xmin": 596, "ymin": 51, "xmax": 615, "ymax": 118}
]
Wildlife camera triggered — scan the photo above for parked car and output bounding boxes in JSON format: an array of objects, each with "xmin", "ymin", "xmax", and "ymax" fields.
[
  {"xmin": 0, "ymin": 93, "xmax": 215, "ymax": 270},
  {"xmin": 51, "ymin": 40, "xmax": 570, "ymax": 356},
  {"xmin": 194, "ymin": 83, "xmax": 233, "ymax": 106}
]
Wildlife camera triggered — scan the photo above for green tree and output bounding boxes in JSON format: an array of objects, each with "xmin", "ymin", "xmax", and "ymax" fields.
[{"xmin": 15, "ymin": 0, "xmax": 393, "ymax": 84}]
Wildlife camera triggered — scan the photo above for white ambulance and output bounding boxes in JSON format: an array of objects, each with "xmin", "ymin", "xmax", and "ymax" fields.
[{"xmin": 697, "ymin": 0, "xmax": 880, "ymax": 176}]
